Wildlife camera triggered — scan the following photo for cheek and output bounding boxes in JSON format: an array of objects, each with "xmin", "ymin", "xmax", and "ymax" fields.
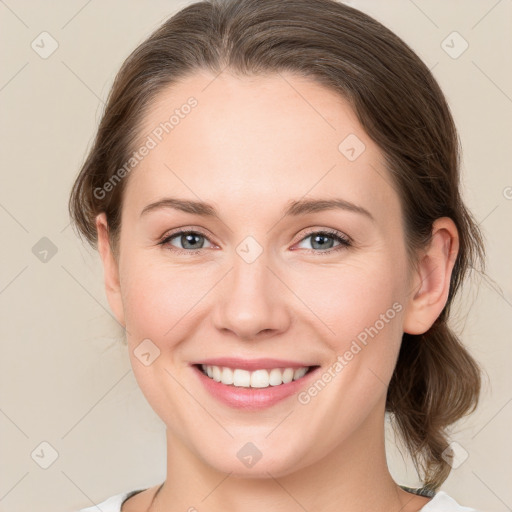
[
  {"xmin": 120, "ymin": 255, "xmax": 210, "ymax": 343},
  {"xmin": 119, "ymin": 255, "xmax": 208, "ymax": 427},
  {"xmin": 292, "ymin": 258, "xmax": 407, "ymax": 428},
  {"xmin": 291, "ymin": 253, "xmax": 406, "ymax": 350}
]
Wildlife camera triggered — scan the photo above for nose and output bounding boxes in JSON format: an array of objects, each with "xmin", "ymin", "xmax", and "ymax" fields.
[{"xmin": 212, "ymin": 251, "xmax": 292, "ymax": 341}]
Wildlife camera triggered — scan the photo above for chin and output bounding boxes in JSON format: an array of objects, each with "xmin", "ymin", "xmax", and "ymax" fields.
[{"xmin": 197, "ymin": 439, "xmax": 311, "ymax": 478}]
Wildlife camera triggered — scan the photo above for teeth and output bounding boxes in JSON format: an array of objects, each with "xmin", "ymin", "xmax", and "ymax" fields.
[
  {"xmin": 200, "ymin": 364, "xmax": 311, "ymax": 388},
  {"xmin": 233, "ymin": 369, "xmax": 251, "ymax": 387},
  {"xmin": 293, "ymin": 367, "xmax": 308, "ymax": 380}
]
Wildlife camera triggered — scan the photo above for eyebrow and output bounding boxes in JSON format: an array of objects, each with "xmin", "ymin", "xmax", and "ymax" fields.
[{"xmin": 140, "ymin": 197, "xmax": 375, "ymax": 222}]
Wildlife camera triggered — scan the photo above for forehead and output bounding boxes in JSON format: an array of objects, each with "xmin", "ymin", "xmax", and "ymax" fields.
[{"xmin": 125, "ymin": 70, "xmax": 398, "ymax": 222}]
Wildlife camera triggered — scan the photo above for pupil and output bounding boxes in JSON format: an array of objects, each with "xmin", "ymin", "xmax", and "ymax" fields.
[
  {"xmin": 313, "ymin": 234, "xmax": 333, "ymax": 250},
  {"xmin": 183, "ymin": 233, "xmax": 202, "ymax": 249}
]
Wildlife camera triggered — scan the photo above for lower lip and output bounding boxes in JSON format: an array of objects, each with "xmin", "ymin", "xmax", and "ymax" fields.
[{"xmin": 192, "ymin": 365, "xmax": 320, "ymax": 410}]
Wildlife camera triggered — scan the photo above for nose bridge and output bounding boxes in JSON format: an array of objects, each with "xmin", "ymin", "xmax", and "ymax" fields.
[{"xmin": 212, "ymin": 237, "xmax": 290, "ymax": 339}]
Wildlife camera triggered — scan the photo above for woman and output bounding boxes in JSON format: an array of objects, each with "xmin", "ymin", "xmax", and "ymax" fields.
[{"xmin": 68, "ymin": 0, "xmax": 485, "ymax": 510}]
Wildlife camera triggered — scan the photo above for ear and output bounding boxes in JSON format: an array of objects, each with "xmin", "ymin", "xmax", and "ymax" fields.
[
  {"xmin": 403, "ymin": 217, "xmax": 459, "ymax": 335},
  {"xmin": 96, "ymin": 213, "xmax": 125, "ymax": 328}
]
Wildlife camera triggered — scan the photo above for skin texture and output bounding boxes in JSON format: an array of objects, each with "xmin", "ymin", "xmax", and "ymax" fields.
[{"xmin": 96, "ymin": 70, "xmax": 459, "ymax": 512}]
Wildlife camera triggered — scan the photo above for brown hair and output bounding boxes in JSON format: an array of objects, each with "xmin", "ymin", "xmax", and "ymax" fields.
[{"xmin": 68, "ymin": 0, "xmax": 485, "ymax": 491}]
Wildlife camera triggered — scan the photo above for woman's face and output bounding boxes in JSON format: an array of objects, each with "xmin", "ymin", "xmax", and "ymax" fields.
[{"xmin": 101, "ymin": 70, "xmax": 420, "ymax": 476}]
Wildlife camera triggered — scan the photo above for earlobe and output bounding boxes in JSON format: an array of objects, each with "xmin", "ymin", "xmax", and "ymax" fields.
[
  {"xmin": 96, "ymin": 213, "xmax": 126, "ymax": 328},
  {"xmin": 403, "ymin": 217, "xmax": 459, "ymax": 335}
]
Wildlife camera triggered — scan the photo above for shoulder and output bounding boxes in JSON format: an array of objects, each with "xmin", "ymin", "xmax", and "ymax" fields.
[
  {"xmin": 75, "ymin": 489, "xmax": 145, "ymax": 512},
  {"xmin": 421, "ymin": 491, "xmax": 483, "ymax": 512}
]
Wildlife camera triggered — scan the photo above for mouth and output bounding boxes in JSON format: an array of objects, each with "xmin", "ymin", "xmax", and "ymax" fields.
[
  {"xmin": 189, "ymin": 357, "xmax": 322, "ymax": 409},
  {"xmin": 194, "ymin": 363, "xmax": 319, "ymax": 388}
]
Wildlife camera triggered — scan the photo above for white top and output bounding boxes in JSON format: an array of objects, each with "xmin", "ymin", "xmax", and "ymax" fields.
[{"xmin": 77, "ymin": 489, "xmax": 481, "ymax": 511}]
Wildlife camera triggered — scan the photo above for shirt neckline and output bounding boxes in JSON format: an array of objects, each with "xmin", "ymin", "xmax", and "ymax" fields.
[
  {"xmin": 400, "ymin": 485, "xmax": 436, "ymax": 498},
  {"xmin": 120, "ymin": 484, "xmax": 436, "ymax": 509}
]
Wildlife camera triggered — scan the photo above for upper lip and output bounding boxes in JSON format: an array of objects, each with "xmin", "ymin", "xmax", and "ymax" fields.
[{"xmin": 191, "ymin": 357, "xmax": 316, "ymax": 371}]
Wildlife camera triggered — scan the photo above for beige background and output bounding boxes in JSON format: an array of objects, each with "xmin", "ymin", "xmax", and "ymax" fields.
[{"xmin": 1, "ymin": 1, "xmax": 511, "ymax": 511}]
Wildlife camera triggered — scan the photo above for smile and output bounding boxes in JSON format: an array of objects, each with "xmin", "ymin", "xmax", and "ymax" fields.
[
  {"xmin": 199, "ymin": 364, "xmax": 313, "ymax": 388},
  {"xmin": 191, "ymin": 357, "xmax": 321, "ymax": 409}
]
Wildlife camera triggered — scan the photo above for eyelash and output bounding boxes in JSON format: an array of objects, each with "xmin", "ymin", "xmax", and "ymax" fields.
[{"xmin": 158, "ymin": 227, "xmax": 352, "ymax": 256}]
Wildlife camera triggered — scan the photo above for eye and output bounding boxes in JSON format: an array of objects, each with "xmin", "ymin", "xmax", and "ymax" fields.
[
  {"xmin": 294, "ymin": 229, "xmax": 352, "ymax": 254},
  {"xmin": 159, "ymin": 229, "xmax": 214, "ymax": 254},
  {"xmin": 159, "ymin": 228, "xmax": 351, "ymax": 255}
]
